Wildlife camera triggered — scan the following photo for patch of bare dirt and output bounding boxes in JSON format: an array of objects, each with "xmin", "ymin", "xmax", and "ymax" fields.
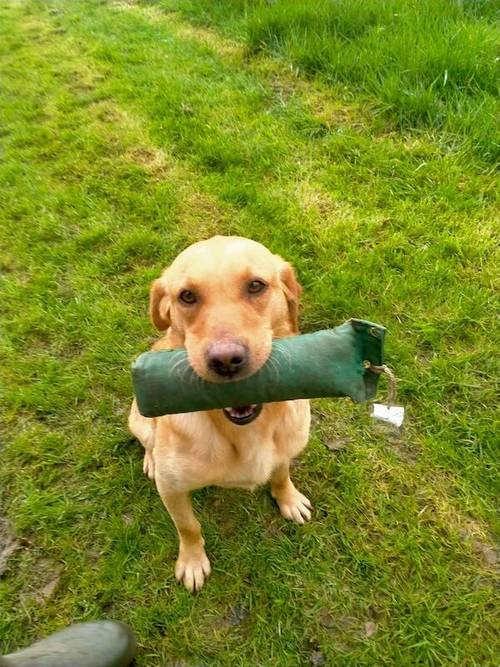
[
  {"xmin": 0, "ymin": 516, "xmax": 20, "ymax": 576},
  {"xmin": 126, "ymin": 146, "xmax": 163, "ymax": 167},
  {"xmin": 20, "ymin": 560, "xmax": 63, "ymax": 606},
  {"xmin": 373, "ymin": 421, "xmax": 419, "ymax": 464},
  {"xmin": 472, "ymin": 541, "xmax": 499, "ymax": 566}
]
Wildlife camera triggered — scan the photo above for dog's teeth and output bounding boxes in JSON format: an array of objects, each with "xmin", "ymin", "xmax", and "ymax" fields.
[
  {"xmin": 222, "ymin": 403, "xmax": 261, "ymax": 424},
  {"xmin": 227, "ymin": 405, "xmax": 252, "ymax": 417}
]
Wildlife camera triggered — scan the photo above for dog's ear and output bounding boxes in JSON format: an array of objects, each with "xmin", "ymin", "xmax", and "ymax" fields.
[
  {"xmin": 149, "ymin": 278, "xmax": 171, "ymax": 331},
  {"xmin": 278, "ymin": 260, "xmax": 302, "ymax": 334}
]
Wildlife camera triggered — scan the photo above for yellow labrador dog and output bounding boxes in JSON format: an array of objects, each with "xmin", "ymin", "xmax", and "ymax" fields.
[{"xmin": 129, "ymin": 236, "xmax": 311, "ymax": 591}]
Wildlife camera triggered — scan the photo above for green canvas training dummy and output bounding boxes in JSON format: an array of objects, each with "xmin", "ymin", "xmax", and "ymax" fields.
[{"xmin": 132, "ymin": 319, "xmax": 386, "ymax": 418}]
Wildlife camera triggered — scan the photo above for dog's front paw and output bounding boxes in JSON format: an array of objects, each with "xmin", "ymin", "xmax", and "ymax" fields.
[
  {"xmin": 275, "ymin": 487, "xmax": 312, "ymax": 525},
  {"xmin": 175, "ymin": 547, "xmax": 211, "ymax": 593}
]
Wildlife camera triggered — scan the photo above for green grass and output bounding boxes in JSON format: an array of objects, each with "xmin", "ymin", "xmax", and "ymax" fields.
[
  {"xmin": 166, "ymin": 0, "xmax": 500, "ymax": 162},
  {"xmin": 0, "ymin": 0, "xmax": 499, "ymax": 665}
]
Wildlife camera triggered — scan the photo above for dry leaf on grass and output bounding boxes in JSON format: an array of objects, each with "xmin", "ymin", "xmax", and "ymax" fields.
[
  {"xmin": 324, "ymin": 437, "xmax": 351, "ymax": 452},
  {"xmin": 310, "ymin": 650, "xmax": 325, "ymax": 666},
  {"xmin": 364, "ymin": 621, "xmax": 378, "ymax": 638},
  {"xmin": 35, "ymin": 573, "xmax": 61, "ymax": 604}
]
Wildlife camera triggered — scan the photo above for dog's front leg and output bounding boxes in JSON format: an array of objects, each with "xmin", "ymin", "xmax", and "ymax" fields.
[
  {"xmin": 156, "ymin": 484, "xmax": 211, "ymax": 592},
  {"xmin": 270, "ymin": 461, "xmax": 312, "ymax": 525}
]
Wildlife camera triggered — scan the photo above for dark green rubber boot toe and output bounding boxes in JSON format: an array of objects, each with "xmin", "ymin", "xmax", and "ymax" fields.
[{"xmin": 0, "ymin": 621, "xmax": 136, "ymax": 667}]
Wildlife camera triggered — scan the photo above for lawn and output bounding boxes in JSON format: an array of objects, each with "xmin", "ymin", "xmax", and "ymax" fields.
[{"xmin": 0, "ymin": 0, "xmax": 498, "ymax": 665}]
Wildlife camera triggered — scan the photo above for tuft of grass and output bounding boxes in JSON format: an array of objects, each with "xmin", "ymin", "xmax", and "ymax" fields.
[
  {"xmin": 166, "ymin": 0, "xmax": 499, "ymax": 162},
  {"xmin": 0, "ymin": 0, "xmax": 499, "ymax": 665}
]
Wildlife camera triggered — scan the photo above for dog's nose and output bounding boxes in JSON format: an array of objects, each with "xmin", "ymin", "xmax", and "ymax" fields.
[{"xmin": 206, "ymin": 340, "xmax": 249, "ymax": 378}]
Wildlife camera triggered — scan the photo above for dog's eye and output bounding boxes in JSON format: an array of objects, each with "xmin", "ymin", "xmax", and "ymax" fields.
[
  {"xmin": 179, "ymin": 289, "xmax": 197, "ymax": 305},
  {"xmin": 247, "ymin": 279, "xmax": 267, "ymax": 295}
]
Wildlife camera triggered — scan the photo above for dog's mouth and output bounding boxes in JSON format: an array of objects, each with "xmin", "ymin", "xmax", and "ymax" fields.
[{"xmin": 222, "ymin": 404, "xmax": 263, "ymax": 426}]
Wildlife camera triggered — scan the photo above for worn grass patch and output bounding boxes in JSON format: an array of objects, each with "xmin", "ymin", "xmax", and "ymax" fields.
[
  {"xmin": 165, "ymin": 0, "xmax": 499, "ymax": 163},
  {"xmin": 0, "ymin": 0, "xmax": 499, "ymax": 665}
]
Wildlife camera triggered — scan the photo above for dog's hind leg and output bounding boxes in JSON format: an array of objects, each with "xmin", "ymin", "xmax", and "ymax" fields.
[{"xmin": 128, "ymin": 399, "xmax": 156, "ymax": 480}]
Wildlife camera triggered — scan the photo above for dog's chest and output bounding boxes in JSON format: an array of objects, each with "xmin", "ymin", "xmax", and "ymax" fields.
[
  {"xmin": 158, "ymin": 402, "xmax": 309, "ymax": 492},
  {"xmin": 212, "ymin": 435, "xmax": 279, "ymax": 489}
]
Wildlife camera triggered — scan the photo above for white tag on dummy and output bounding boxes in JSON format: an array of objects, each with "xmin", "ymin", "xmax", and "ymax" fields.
[{"xmin": 371, "ymin": 403, "xmax": 405, "ymax": 428}]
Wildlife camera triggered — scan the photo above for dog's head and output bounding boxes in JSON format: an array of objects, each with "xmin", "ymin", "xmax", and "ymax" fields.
[{"xmin": 150, "ymin": 236, "xmax": 301, "ymax": 394}]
